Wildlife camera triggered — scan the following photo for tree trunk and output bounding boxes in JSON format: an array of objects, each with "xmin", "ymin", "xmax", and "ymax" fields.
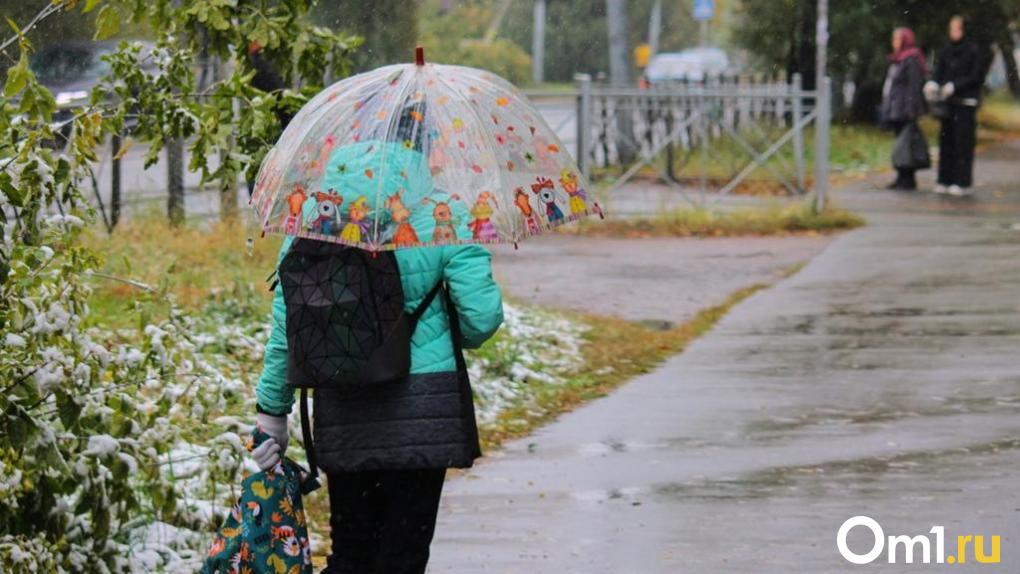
[
  {"xmin": 997, "ymin": 36, "xmax": 1020, "ymax": 98},
  {"xmin": 167, "ymin": 139, "xmax": 185, "ymax": 226},
  {"xmin": 796, "ymin": 2, "xmax": 817, "ymax": 90}
]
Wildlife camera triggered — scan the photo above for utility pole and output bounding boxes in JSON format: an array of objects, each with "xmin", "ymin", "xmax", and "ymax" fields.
[
  {"xmin": 606, "ymin": 0, "xmax": 635, "ymax": 162},
  {"xmin": 532, "ymin": 0, "xmax": 546, "ymax": 85},
  {"xmin": 813, "ymin": 0, "xmax": 830, "ymax": 212},
  {"xmin": 606, "ymin": 0, "xmax": 630, "ymax": 86},
  {"xmin": 648, "ymin": 0, "xmax": 662, "ymax": 56}
]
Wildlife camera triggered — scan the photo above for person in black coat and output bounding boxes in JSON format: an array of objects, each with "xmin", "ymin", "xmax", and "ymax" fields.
[
  {"xmin": 881, "ymin": 27, "xmax": 928, "ymax": 190},
  {"xmin": 925, "ymin": 15, "xmax": 982, "ymax": 196}
]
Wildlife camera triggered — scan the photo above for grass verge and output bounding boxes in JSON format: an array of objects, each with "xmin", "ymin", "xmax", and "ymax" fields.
[{"xmin": 564, "ymin": 201, "xmax": 864, "ymax": 239}]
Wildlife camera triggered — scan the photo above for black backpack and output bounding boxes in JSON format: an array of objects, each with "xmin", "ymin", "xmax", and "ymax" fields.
[{"xmin": 276, "ymin": 239, "xmax": 441, "ymax": 477}]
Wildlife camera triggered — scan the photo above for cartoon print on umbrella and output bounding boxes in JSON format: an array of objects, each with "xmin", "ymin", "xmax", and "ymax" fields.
[
  {"xmin": 283, "ymin": 185, "xmax": 308, "ymax": 235},
  {"xmin": 340, "ymin": 196, "xmax": 371, "ymax": 243},
  {"xmin": 423, "ymin": 193, "xmax": 461, "ymax": 244},
  {"xmin": 513, "ymin": 187, "xmax": 540, "ymax": 234},
  {"xmin": 559, "ymin": 170, "xmax": 587, "ymax": 216},
  {"xmin": 385, "ymin": 189, "xmax": 420, "ymax": 246},
  {"xmin": 468, "ymin": 191, "xmax": 499, "ymax": 241},
  {"xmin": 309, "ymin": 190, "xmax": 343, "ymax": 236},
  {"xmin": 531, "ymin": 176, "xmax": 564, "ymax": 224}
]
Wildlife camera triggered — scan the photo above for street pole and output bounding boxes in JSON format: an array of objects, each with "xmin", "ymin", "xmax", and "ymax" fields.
[
  {"xmin": 648, "ymin": 0, "xmax": 662, "ymax": 56},
  {"xmin": 606, "ymin": 0, "xmax": 635, "ymax": 163},
  {"xmin": 532, "ymin": 0, "xmax": 546, "ymax": 85},
  {"xmin": 699, "ymin": 20, "xmax": 710, "ymax": 47},
  {"xmin": 813, "ymin": 0, "xmax": 830, "ymax": 213}
]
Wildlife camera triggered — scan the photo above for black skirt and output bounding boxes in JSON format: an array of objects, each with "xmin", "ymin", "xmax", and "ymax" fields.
[{"xmin": 312, "ymin": 369, "xmax": 481, "ymax": 473}]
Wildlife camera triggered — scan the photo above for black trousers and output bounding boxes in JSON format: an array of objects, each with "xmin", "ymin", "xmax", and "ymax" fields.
[
  {"xmin": 938, "ymin": 104, "xmax": 977, "ymax": 188},
  {"xmin": 322, "ymin": 468, "xmax": 446, "ymax": 574}
]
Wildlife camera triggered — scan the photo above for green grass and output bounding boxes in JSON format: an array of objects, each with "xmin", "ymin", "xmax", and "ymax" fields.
[
  {"xmin": 83, "ymin": 215, "xmax": 283, "ymax": 326},
  {"xmin": 978, "ymin": 91, "xmax": 1020, "ymax": 137},
  {"xmin": 565, "ymin": 201, "xmax": 864, "ymax": 239}
]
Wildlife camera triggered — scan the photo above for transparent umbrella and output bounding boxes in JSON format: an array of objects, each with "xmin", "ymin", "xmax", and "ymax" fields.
[{"xmin": 251, "ymin": 47, "xmax": 603, "ymax": 251}]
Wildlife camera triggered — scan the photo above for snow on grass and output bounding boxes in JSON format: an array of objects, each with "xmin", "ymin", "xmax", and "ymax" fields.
[
  {"xmin": 109, "ymin": 293, "xmax": 587, "ymax": 572},
  {"xmin": 469, "ymin": 303, "xmax": 588, "ymax": 425}
]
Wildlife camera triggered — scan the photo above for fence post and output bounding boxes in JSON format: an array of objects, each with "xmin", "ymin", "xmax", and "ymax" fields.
[
  {"xmin": 167, "ymin": 138, "xmax": 185, "ymax": 225},
  {"xmin": 791, "ymin": 73, "xmax": 806, "ymax": 194},
  {"xmin": 575, "ymin": 73, "xmax": 592, "ymax": 180},
  {"xmin": 813, "ymin": 76, "xmax": 831, "ymax": 212},
  {"xmin": 110, "ymin": 133, "xmax": 122, "ymax": 229}
]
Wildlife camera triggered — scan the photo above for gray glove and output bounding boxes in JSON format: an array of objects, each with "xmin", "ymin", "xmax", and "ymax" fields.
[
  {"xmin": 923, "ymin": 81, "xmax": 940, "ymax": 102},
  {"xmin": 252, "ymin": 412, "xmax": 288, "ymax": 471},
  {"xmin": 940, "ymin": 82, "xmax": 955, "ymax": 100}
]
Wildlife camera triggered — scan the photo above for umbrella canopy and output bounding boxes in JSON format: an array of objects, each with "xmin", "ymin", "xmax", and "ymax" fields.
[{"xmin": 251, "ymin": 51, "xmax": 602, "ymax": 251}]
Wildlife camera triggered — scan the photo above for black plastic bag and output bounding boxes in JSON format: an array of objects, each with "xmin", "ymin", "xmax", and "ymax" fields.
[{"xmin": 892, "ymin": 122, "xmax": 931, "ymax": 170}]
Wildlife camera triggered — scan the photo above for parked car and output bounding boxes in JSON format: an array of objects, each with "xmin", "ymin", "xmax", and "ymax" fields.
[
  {"xmin": 643, "ymin": 47, "xmax": 734, "ymax": 85},
  {"xmin": 29, "ymin": 41, "xmax": 155, "ymax": 143}
]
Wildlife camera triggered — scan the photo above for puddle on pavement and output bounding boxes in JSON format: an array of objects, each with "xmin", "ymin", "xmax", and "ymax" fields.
[
  {"xmin": 649, "ymin": 437, "xmax": 1020, "ymax": 503},
  {"xmin": 743, "ymin": 394, "xmax": 1020, "ymax": 444}
]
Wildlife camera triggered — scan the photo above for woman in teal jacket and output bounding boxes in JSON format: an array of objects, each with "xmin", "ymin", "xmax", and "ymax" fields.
[{"xmin": 253, "ymin": 139, "xmax": 504, "ymax": 573}]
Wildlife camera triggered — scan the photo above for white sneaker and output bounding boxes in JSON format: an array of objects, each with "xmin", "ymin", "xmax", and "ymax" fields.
[
  {"xmin": 933, "ymin": 184, "xmax": 948, "ymax": 194},
  {"xmin": 947, "ymin": 185, "xmax": 972, "ymax": 196}
]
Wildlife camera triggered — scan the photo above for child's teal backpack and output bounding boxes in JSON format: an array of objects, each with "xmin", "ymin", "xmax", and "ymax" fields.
[{"xmin": 201, "ymin": 427, "xmax": 320, "ymax": 574}]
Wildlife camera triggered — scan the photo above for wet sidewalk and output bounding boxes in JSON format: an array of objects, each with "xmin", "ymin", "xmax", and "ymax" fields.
[{"xmin": 428, "ymin": 141, "xmax": 1020, "ymax": 573}]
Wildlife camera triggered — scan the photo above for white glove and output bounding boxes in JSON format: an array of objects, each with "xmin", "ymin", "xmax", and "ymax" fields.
[
  {"xmin": 251, "ymin": 412, "xmax": 288, "ymax": 471},
  {"xmin": 940, "ymin": 82, "xmax": 955, "ymax": 100},
  {"xmin": 923, "ymin": 81, "xmax": 940, "ymax": 101}
]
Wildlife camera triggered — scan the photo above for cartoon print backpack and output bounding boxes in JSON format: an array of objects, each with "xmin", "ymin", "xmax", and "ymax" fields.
[
  {"xmin": 275, "ymin": 238, "xmax": 442, "ymax": 475},
  {"xmin": 201, "ymin": 427, "xmax": 319, "ymax": 574}
]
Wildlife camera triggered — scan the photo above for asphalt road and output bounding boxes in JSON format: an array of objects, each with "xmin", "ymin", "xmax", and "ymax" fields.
[{"xmin": 426, "ymin": 143, "xmax": 1020, "ymax": 573}]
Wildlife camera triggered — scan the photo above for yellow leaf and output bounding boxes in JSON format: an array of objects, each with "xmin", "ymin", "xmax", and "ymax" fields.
[{"xmin": 113, "ymin": 137, "xmax": 134, "ymax": 160}]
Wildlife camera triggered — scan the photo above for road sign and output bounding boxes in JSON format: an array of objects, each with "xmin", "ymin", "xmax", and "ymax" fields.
[
  {"xmin": 634, "ymin": 43, "xmax": 652, "ymax": 68},
  {"xmin": 693, "ymin": 0, "xmax": 714, "ymax": 21}
]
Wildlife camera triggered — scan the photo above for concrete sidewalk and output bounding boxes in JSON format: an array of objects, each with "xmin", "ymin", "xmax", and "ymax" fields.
[{"xmin": 428, "ymin": 142, "xmax": 1020, "ymax": 572}]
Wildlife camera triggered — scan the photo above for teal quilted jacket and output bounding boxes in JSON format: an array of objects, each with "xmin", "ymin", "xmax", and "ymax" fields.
[{"xmin": 256, "ymin": 238, "xmax": 504, "ymax": 415}]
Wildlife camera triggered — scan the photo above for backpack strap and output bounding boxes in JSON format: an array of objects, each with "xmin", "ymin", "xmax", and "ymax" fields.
[
  {"xmin": 443, "ymin": 285, "xmax": 468, "ymax": 373},
  {"xmin": 407, "ymin": 281, "xmax": 443, "ymax": 329},
  {"xmin": 299, "ymin": 387, "xmax": 318, "ymax": 482}
]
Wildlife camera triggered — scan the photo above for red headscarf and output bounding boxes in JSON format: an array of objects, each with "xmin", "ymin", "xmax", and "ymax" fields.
[{"xmin": 889, "ymin": 27, "xmax": 927, "ymax": 75}]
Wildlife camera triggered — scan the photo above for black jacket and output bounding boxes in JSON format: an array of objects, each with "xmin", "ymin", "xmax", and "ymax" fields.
[
  {"xmin": 934, "ymin": 39, "xmax": 982, "ymax": 103},
  {"xmin": 881, "ymin": 55, "xmax": 926, "ymax": 123},
  {"xmin": 313, "ymin": 370, "xmax": 481, "ymax": 472}
]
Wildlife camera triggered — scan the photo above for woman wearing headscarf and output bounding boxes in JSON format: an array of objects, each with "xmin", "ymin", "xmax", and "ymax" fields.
[
  {"xmin": 881, "ymin": 27, "xmax": 928, "ymax": 190},
  {"xmin": 925, "ymin": 15, "xmax": 982, "ymax": 196}
]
